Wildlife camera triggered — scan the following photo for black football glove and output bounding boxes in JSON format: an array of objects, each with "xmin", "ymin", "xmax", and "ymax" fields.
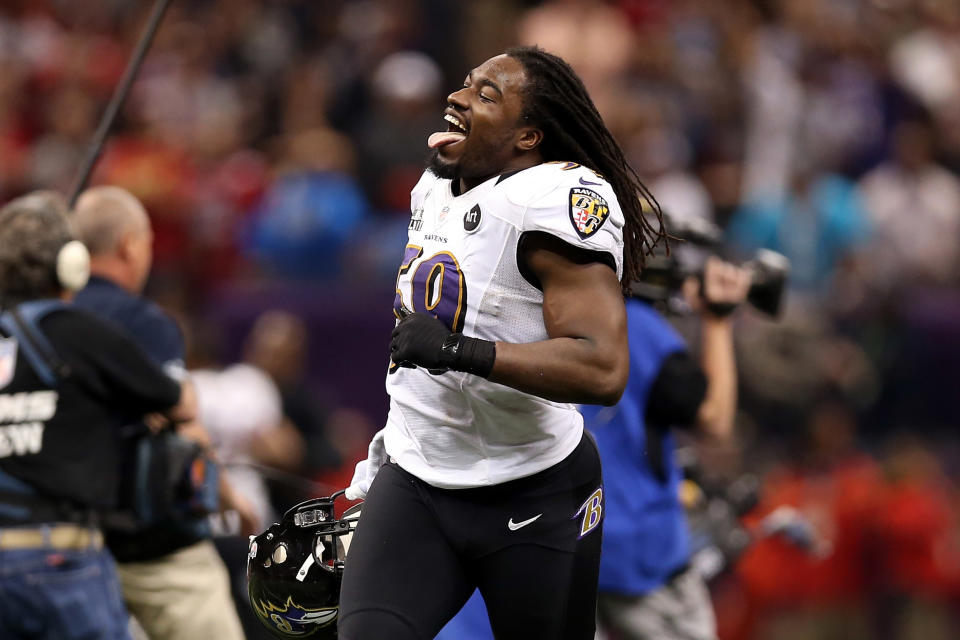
[
  {"xmin": 390, "ymin": 312, "xmax": 496, "ymax": 377},
  {"xmin": 390, "ymin": 312, "xmax": 451, "ymax": 371}
]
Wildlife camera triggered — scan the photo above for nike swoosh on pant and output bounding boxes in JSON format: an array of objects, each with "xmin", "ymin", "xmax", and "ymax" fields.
[{"xmin": 507, "ymin": 514, "xmax": 542, "ymax": 531}]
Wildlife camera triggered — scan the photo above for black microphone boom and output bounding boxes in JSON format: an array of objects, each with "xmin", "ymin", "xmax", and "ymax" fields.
[{"xmin": 67, "ymin": 0, "xmax": 174, "ymax": 208}]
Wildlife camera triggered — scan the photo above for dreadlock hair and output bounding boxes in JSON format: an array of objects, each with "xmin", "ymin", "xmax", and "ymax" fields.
[{"xmin": 506, "ymin": 45, "xmax": 667, "ymax": 289}]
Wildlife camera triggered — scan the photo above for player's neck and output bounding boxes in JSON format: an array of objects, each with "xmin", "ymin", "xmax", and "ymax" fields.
[{"xmin": 458, "ymin": 154, "xmax": 543, "ymax": 194}]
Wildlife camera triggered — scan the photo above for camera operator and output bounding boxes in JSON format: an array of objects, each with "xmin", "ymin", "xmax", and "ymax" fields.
[
  {"xmin": 0, "ymin": 194, "xmax": 191, "ymax": 639},
  {"xmin": 583, "ymin": 255, "xmax": 751, "ymax": 640},
  {"xmin": 71, "ymin": 186, "xmax": 248, "ymax": 640}
]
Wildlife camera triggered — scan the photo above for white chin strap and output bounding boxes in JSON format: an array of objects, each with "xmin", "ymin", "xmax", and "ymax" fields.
[
  {"xmin": 296, "ymin": 551, "xmax": 316, "ymax": 582},
  {"xmin": 56, "ymin": 240, "xmax": 91, "ymax": 291}
]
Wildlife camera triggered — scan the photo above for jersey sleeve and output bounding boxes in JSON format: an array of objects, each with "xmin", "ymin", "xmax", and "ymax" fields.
[
  {"xmin": 42, "ymin": 309, "xmax": 181, "ymax": 414},
  {"xmin": 512, "ymin": 165, "xmax": 625, "ymax": 279}
]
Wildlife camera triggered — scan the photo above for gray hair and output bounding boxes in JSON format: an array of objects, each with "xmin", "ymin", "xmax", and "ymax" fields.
[{"xmin": 0, "ymin": 192, "xmax": 74, "ymax": 304}]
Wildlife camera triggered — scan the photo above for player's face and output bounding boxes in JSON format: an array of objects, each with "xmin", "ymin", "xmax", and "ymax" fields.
[{"xmin": 427, "ymin": 55, "xmax": 537, "ymax": 187}]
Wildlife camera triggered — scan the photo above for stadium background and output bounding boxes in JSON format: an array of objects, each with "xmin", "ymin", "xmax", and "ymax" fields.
[{"xmin": 2, "ymin": 0, "xmax": 960, "ymax": 638}]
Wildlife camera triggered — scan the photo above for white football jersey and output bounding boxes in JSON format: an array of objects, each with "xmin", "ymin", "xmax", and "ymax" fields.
[{"xmin": 383, "ymin": 161, "xmax": 625, "ymax": 488}]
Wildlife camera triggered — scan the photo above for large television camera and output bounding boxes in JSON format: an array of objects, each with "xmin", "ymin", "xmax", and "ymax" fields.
[{"xmin": 628, "ymin": 215, "xmax": 790, "ymax": 318}]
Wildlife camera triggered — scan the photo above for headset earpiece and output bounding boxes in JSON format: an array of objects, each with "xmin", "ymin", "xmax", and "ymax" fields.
[{"xmin": 56, "ymin": 240, "xmax": 91, "ymax": 291}]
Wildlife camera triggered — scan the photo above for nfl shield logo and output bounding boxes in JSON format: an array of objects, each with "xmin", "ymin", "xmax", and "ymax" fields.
[{"xmin": 0, "ymin": 337, "xmax": 17, "ymax": 390}]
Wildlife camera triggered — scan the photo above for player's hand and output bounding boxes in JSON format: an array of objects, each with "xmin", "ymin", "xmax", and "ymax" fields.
[{"xmin": 390, "ymin": 312, "xmax": 451, "ymax": 371}]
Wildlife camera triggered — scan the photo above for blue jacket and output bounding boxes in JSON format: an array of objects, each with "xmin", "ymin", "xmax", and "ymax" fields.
[{"xmin": 580, "ymin": 298, "xmax": 689, "ymax": 595}]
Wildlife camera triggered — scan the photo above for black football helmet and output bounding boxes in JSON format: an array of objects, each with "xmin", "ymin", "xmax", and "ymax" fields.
[{"xmin": 247, "ymin": 491, "xmax": 361, "ymax": 638}]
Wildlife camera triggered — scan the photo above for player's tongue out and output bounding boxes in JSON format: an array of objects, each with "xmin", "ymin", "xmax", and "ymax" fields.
[
  {"xmin": 429, "ymin": 112, "xmax": 469, "ymax": 149},
  {"xmin": 428, "ymin": 131, "xmax": 466, "ymax": 149}
]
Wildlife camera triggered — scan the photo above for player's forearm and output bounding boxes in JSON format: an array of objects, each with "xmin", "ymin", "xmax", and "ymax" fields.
[
  {"xmin": 695, "ymin": 316, "xmax": 737, "ymax": 439},
  {"xmin": 489, "ymin": 337, "xmax": 627, "ymax": 405}
]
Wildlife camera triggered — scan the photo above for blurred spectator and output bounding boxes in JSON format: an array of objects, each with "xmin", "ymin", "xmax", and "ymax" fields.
[
  {"xmin": 354, "ymin": 50, "xmax": 444, "ymax": 213},
  {"xmin": 133, "ymin": 20, "xmax": 244, "ymax": 152},
  {"xmin": 243, "ymin": 128, "xmax": 369, "ymax": 278},
  {"xmin": 736, "ymin": 393, "xmax": 882, "ymax": 640},
  {"xmin": 92, "ymin": 136, "xmax": 195, "ymax": 278},
  {"xmin": 0, "ymin": 52, "xmax": 30, "ymax": 199},
  {"xmin": 27, "ymin": 83, "xmax": 96, "ymax": 193},
  {"xmin": 726, "ymin": 161, "xmax": 870, "ymax": 299},
  {"xmin": 629, "ymin": 99, "xmax": 713, "ymax": 225},
  {"xmin": 625, "ymin": 97, "xmax": 715, "ymax": 272},
  {"xmin": 343, "ymin": 50, "xmax": 445, "ymax": 283},
  {"xmin": 189, "ymin": 147, "xmax": 271, "ymax": 289},
  {"xmin": 280, "ymin": 56, "xmax": 337, "ymax": 136},
  {"xmin": 242, "ymin": 310, "xmax": 341, "ymax": 512},
  {"xmin": 735, "ymin": 316, "xmax": 879, "ymax": 434},
  {"xmin": 872, "ymin": 436, "xmax": 960, "ymax": 640},
  {"xmin": 889, "ymin": 1, "xmax": 960, "ymax": 121},
  {"xmin": 191, "ymin": 353, "xmax": 303, "ymax": 536},
  {"xmin": 517, "ymin": 0, "xmax": 635, "ymax": 96},
  {"xmin": 858, "ymin": 118, "xmax": 960, "ymax": 292},
  {"xmin": 738, "ymin": 10, "xmax": 805, "ymax": 203},
  {"xmin": 190, "ymin": 315, "xmax": 308, "ymax": 640}
]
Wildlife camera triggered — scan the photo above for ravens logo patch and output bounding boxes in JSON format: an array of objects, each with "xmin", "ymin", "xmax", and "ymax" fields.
[
  {"xmin": 251, "ymin": 595, "xmax": 338, "ymax": 636},
  {"xmin": 568, "ymin": 187, "xmax": 610, "ymax": 240}
]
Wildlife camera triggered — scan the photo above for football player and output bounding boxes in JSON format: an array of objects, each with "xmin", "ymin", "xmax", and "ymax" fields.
[{"xmin": 339, "ymin": 46, "xmax": 666, "ymax": 640}]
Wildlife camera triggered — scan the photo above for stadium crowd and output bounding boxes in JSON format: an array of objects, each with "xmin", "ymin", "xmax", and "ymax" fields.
[{"xmin": 1, "ymin": 0, "xmax": 959, "ymax": 639}]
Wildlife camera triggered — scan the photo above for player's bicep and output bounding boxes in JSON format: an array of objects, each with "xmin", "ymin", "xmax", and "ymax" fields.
[
  {"xmin": 521, "ymin": 231, "xmax": 626, "ymax": 346},
  {"xmin": 491, "ymin": 231, "xmax": 627, "ymax": 404}
]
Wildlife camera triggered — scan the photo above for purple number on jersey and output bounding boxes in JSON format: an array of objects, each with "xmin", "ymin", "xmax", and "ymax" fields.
[
  {"xmin": 393, "ymin": 244, "xmax": 423, "ymax": 319},
  {"xmin": 393, "ymin": 245, "xmax": 467, "ymax": 332}
]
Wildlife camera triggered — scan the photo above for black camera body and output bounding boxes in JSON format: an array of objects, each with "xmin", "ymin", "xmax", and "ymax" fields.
[{"xmin": 629, "ymin": 214, "xmax": 790, "ymax": 318}]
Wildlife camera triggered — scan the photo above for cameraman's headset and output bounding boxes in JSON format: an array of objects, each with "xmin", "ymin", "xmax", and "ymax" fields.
[{"xmin": 0, "ymin": 197, "xmax": 91, "ymax": 384}]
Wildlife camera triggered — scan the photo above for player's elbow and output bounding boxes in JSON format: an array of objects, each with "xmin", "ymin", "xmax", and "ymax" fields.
[
  {"xmin": 590, "ymin": 358, "xmax": 628, "ymax": 406},
  {"xmin": 596, "ymin": 374, "xmax": 627, "ymax": 406}
]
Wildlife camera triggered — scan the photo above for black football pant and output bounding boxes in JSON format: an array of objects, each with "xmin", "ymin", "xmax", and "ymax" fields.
[{"xmin": 339, "ymin": 432, "xmax": 604, "ymax": 640}]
